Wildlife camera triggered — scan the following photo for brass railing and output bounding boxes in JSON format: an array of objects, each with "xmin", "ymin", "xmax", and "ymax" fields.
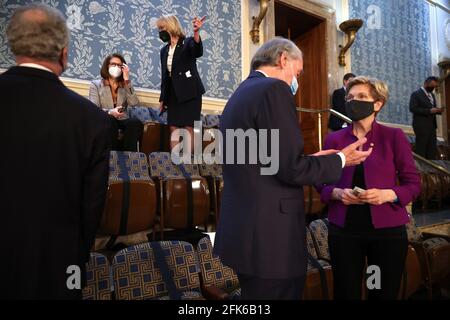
[{"xmin": 296, "ymin": 107, "xmax": 450, "ymax": 176}]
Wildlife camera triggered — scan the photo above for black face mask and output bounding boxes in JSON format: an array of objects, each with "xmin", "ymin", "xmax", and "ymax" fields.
[
  {"xmin": 59, "ymin": 50, "xmax": 67, "ymax": 74},
  {"xmin": 425, "ymin": 86, "xmax": 435, "ymax": 93},
  {"xmin": 159, "ymin": 30, "xmax": 170, "ymax": 43},
  {"xmin": 345, "ymin": 100, "xmax": 375, "ymax": 121}
]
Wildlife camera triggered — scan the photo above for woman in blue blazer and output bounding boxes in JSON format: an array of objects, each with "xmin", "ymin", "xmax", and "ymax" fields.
[{"xmin": 156, "ymin": 15, "xmax": 206, "ymax": 153}]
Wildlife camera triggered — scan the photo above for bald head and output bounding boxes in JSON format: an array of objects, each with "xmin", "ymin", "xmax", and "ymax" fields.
[{"xmin": 6, "ymin": 3, "xmax": 69, "ymax": 63}]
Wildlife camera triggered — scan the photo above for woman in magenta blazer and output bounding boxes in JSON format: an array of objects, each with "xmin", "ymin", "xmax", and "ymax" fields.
[{"xmin": 318, "ymin": 77, "xmax": 421, "ymax": 300}]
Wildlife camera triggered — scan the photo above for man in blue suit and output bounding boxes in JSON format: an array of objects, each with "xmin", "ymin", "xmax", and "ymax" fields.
[
  {"xmin": 409, "ymin": 76, "xmax": 443, "ymax": 159},
  {"xmin": 213, "ymin": 37, "xmax": 372, "ymax": 300},
  {"xmin": 0, "ymin": 3, "xmax": 111, "ymax": 299}
]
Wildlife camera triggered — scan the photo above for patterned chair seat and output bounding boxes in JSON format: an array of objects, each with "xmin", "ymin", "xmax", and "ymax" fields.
[
  {"xmin": 148, "ymin": 152, "xmax": 200, "ymax": 179},
  {"xmin": 155, "ymin": 291, "xmax": 204, "ymax": 300},
  {"xmin": 129, "ymin": 106, "xmax": 167, "ymax": 124},
  {"xmin": 112, "ymin": 241, "xmax": 203, "ymax": 300},
  {"xmin": 148, "ymin": 151, "xmax": 209, "ymax": 231},
  {"xmin": 98, "ymin": 151, "xmax": 157, "ymax": 240},
  {"xmin": 305, "ymin": 227, "xmax": 333, "ymax": 300},
  {"xmin": 109, "ymin": 151, "xmax": 151, "ymax": 182},
  {"xmin": 198, "ymin": 163, "xmax": 223, "ymax": 178},
  {"xmin": 196, "ymin": 237, "xmax": 240, "ymax": 299},
  {"xmin": 308, "ymin": 218, "xmax": 330, "ymax": 261},
  {"xmin": 82, "ymin": 252, "xmax": 112, "ymax": 300}
]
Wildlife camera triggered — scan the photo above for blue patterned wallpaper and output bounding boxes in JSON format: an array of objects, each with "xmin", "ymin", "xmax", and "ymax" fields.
[
  {"xmin": 0, "ymin": 0, "xmax": 242, "ymax": 100},
  {"xmin": 349, "ymin": 0, "xmax": 432, "ymax": 126}
]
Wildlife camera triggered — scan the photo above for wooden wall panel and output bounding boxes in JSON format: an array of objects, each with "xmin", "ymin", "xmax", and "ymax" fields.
[{"xmin": 294, "ymin": 21, "xmax": 328, "ymax": 154}]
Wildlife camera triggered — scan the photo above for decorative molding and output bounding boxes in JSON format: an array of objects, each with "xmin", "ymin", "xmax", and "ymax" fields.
[
  {"xmin": 61, "ymin": 78, "xmax": 226, "ymax": 114},
  {"xmin": 0, "ymin": 68, "xmax": 225, "ymax": 114},
  {"xmin": 304, "ymin": 0, "xmax": 335, "ymax": 11},
  {"xmin": 267, "ymin": 0, "xmax": 340, "ymax": 99},
  {"xmin": 425, "ymin": 0, "xmax": 450, "ymax": 14}
]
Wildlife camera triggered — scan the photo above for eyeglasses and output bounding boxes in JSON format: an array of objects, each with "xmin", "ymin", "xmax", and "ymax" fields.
[{"xmin": 109, "ymin": 63, "xmax": 123, "ymax": 68}]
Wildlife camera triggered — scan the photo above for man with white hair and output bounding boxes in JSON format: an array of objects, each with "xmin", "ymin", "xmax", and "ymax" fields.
[
  {"xmin": 0, "ymin": 3, "xmax": 111, "ymax": 299},
  {"xmin": 214, "ymin": 37, "xmax": 372, "ymax": 299}
]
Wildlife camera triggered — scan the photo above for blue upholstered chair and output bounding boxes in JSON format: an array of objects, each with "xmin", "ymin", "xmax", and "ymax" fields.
[
  {"xmin": 82, "ymin": 252, "xmax": 112, "ymax": 300},
  {"xmin": 406, "ymin": 214, "xmax": 450, "ymax": 299},
  {"xmin": 308, "ymin": 218, "xmax": 330, "ymax": 262},
  {"xmin": 196, "ymin": 237, "xmax": 240, "ymax": 299},
  {"xmin": 148, "ymin": 152, "xmax": 210, "ymax": 236},
  {"xmin": 97, "ymin": 151, "xmax": 157, "ymax": 248},
  {"xmin": 305, "ymin": 226, "xmax": 333, "ymax": 300},
  {"xmin": 128, "ymin": 106, "xmax": 169, "ymax": 154},
  {"xmin": 112, "ymin": 241, "xmax": 204, "ymax": 300}
]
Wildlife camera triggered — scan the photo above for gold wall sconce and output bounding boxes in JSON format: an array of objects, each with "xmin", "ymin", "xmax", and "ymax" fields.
[
  {"xmin": 338, "ymin": 19, "xmax": 364, "ymax": 67},
  {"xmin": 250, "ymin": 0, "xmax": 270, "ymax": 44}
]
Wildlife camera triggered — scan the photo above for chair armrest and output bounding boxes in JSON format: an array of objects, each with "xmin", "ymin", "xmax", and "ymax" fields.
[
  {"xmin": 409, "ymin": 240, "xmax": 431, "ymax": 284},
  {"xmin": 203, "ymin": 285, "xmax": 229, "ymax": 300},
  {"xmin": 422, "ymin": 232, "xmax": 450, "ymax": 242}
]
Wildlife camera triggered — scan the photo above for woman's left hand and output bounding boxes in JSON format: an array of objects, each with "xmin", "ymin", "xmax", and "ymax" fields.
[
  {"xmin": 122, "ymin": 64, "xmax": 130, "ymax": 81},
  {"xmin": 358, "ymin": 189, "xmax": 397, "ymax": 205},
  {"xmin": 192, "ymin": 16, "xmax": 205, "ymax": 32}
]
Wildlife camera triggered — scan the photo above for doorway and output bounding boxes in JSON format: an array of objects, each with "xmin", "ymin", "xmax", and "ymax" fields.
[
  {"xmin": 275, "ymin": 1, "xmax": 328, "ymax": 155},
  {"xmin": 275, "ymin": 1, "xmax": 329, "ymax": 217}
]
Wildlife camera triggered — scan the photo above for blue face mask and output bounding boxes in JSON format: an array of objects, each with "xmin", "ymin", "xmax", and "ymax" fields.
[
  {"xmin": 290, "ymin": 76, "xmax": 298, "ymax": 95},
  {"xmin": 287, "ymin": 62, "xmax": 299, "ymax": 95}
]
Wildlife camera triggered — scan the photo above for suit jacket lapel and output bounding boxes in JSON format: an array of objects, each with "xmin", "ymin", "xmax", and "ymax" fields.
[
  {"xmin": 117, "ymin": 88, "xmax": 127, "ymax": 107},
  {"xmin": 171, "ymin": 38, "xmax": 184, "ymax": 72},
  {"xmin": 100, "ymin": 82, "xmax": 114, "ymax": 108},
  {"xmin": 161, "ymin": 45, "xmax": 169, "ymax": 70},
  {"xmin": 419, "ymin": 89, "xmax": 434, "ymax": 108}
]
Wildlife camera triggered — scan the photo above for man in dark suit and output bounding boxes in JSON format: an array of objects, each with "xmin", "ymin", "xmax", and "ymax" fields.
[
  {"xmin": 328, "ymin": 73, "xmax": 355, "ymax": 131},
  {"xmin": 213, "ymin": 38, "xmax": 372, "ymax": 300},
  {"xmin": 0, "ymin": 4, "xmax": 111, "ymax": 299},
  {"xmin": 409, "ymin": 76, "xmax": 443, "ymax": 159}
]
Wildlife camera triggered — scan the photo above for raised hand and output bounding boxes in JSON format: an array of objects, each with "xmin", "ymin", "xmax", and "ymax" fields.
[
  {"xmin": 122, "ymin": 63, "xmax": 130, "ymax": 81},
  {"xmin": 192, "ymin": 16, "xmax": 205, "ymax": 33},
  {"xmin": 340, "ymin": 137, "xmax": 373, "ymax": 167}
]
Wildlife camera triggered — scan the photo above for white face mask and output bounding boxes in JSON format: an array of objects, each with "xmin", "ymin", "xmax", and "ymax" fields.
[{"xmin": 108, "ymin": 65, "xmax": 122, "ymax": 78}]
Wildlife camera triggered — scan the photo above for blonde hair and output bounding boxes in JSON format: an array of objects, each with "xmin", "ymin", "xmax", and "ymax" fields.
[
  {"xmin": 347, "ymin": 76, "xmax": 389, "ymax": 107},
  {"xmin": 156, "ymin": 15, "xmax": 185, "ymax": 39}
]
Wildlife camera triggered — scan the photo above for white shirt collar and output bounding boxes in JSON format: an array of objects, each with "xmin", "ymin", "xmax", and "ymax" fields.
[
  {"xmin": 19, "ymin": 63, "xmax": 53, "ymax": 74},
  {"xmin": 255, "ymin": 70, "xmax": 269, "ymax": 78},
  {"xmin": 421, "ymin": 87, "xmax": 431, "ymax": 95}
]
